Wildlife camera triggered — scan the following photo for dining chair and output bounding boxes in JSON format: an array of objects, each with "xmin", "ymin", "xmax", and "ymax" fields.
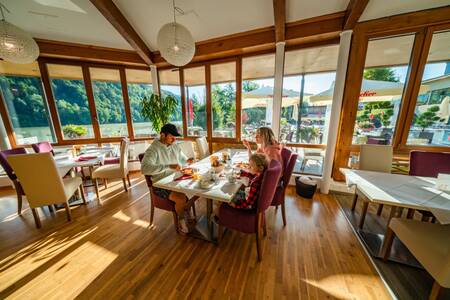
[
  {"xmin": 31, "ymin": 141, "xmax": 55, "ymax": 155},
  {"xmin": 0, "ymin": 148, "xmax": 27, "ymax": 214},
  {"xmin": 382, "ymin": 218, "xmax": 450, "ymax": 300},
  {"xmin": 351, "ymin": 144, "xmax": 393, "ymax": 220},
  {"xmin": 408, "ymin": 151, "xmax": 450, "ymax": 221},
  {"xmin": 103, "ymin": 140, "xmax": 126, "ymax": 165},
  {"xmin": 217, "ymin": 160, "xmax": 282, "ymax": 261},
  {"xmin": 138, "ymin": 153, "xmax": 196, "ymax": 232},
  {"xmin": 271, "ymin": 150, "xmax": 298, "ymax": 226},
  {"xmin": 179, "ymin": 141, "xmax": 196, "ymax": 160},
  {"xmin": 92, "ymin": 138, "xmax": 130, "ymax": 200},
  {"xmin": 7, "ymin": 152, "xmax": 86, "ymax": 228},
  {"xmin": 195, "ymin": 137, "xmax": 210, "ymax": 159}
]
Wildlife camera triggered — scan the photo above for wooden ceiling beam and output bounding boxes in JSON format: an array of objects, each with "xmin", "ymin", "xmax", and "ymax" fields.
[
  {"xmin": 343, "ymin": 0, "xmax": 369, "ymax": 30},
  {"xmin": 89, "ymin": 0, "xmax": 154, "ymax": 65},
  {"xmin": 273, "ymin": 0, "xmax": 286, "ymax": 43}
]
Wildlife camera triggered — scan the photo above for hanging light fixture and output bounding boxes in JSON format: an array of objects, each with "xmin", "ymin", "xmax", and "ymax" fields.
[
  {"xmin": 0, "ymin": 3, "xmax": 39, "ymax": 64},
  {"xmin": 157, "ymin": 0, "xmax": 195, "ymax": 66}
]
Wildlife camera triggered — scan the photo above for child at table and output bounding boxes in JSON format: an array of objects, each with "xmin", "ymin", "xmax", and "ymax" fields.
[{"xmin": 230, "ymin": 153, "xmax": 268, "ymax": 209}]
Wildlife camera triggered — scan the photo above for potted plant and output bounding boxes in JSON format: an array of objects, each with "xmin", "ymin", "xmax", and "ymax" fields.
[
  {"xmin": 62, "ymin": 124, "xmax": 88, "ymax": 139},
  {"xmin": 141, "ymin": 93, "xmax": 178, "ymax": 134}
]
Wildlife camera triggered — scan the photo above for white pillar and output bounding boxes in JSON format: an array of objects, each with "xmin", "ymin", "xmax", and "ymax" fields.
[
  {"xmin": 150, "ymin": 65, "xmax": 159, "ymax": 95},
  {"xmin": 0, "ymin": 113, "xmax": 10, "ymax": 150},
  {"xmin": 272, "ymin": 41, "xmax": 285, "ymax": 139},
  {"xmin": 321, "ymin": 30, "xmax": 353, "ymax": 194}
]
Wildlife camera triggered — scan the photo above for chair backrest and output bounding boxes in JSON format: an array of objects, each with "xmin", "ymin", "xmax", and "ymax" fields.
[
  {"xmin": 280, "ymin": 147, "xmax": 292, "ymax": 171},
  {"xmin": 359, "ymin": 144, "xmax": 392, "ymax": 173},
  {"xmin": 196, "ymin": 137, "xmax": 210, "ymax": 159},
  {"xmin": 7, "ymin": 153, "xmax": 66, "ymax": 208},
  {"xmin": 257, "ymin": 160, "xmax": 282, "ymax": 213},
  {"xmin": 409, "ymin": 151, "xmax": 450, "ymax": 177},
  {"xmin": 31, "ymin": 141, "xmax": 54, "ymax": 155},
  {"xmin": 283, "ymin": 153, "xmax": 298, "ymax": 188},
  {"xmin": 0, "ymin": 148, "xmax": 27, "ymax": 180},
  {"xmin": 179, "ymin": 141, "xmax": 195, "ymax": 159},
  {"xmin": 119, "ymin": 138, "xmax": 129, "ymax": 174}
]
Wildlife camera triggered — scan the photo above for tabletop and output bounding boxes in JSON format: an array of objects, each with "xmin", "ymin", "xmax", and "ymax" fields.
[
  {"xmin": 55, "ymin": 152, "xmax": 107, "ymax": 177},
  {"xmin": 340, "ymin": 168, "xmax": 450, "ymax": 224},
  {"xmin": 153, "ymin": 149, "xmax": 249, "ymax": 202}
]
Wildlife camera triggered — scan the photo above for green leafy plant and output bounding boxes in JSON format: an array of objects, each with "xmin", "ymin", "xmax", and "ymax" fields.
[
  {"xmin": 141, "ymin": 93, "xmax": 178, "ymax": 133},
  {"xmin": 62, "ymin": 124, "xmax": 88, "ymax": 138},
  {"xmin": 415, "ymin": 105, "xmax": 442, "ymax": 132},
  {"xmin": 299, "ymin": 126, "xmax": 320, "ymax": 143}
]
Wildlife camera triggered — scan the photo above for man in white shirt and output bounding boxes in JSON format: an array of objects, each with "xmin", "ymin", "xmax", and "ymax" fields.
[{"xmin": 141, "ymin": 123, "xmax": 194, "ymax": 233}]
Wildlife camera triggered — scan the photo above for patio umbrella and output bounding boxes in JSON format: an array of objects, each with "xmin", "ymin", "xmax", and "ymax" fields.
[
  {"xmin": 242, "ymin": 86, "xmax": 311, "ymax": 109},
  {"xmin": 309, "ymin": 79, "xmax": 429, "ymax": 105}
]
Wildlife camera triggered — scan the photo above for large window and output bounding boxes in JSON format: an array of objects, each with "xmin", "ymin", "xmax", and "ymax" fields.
[
  {"xmin": 159, "ymin": 69, "xmax": 183, "ymax": 135},
  {"xmin": 241, "ymin": 54, "xmax": 275, "ymax": 141},
  {"xmin": 407, "ymin": 30, "xmax": 450, "ymax": 146},
  {"xmin": 48, "ymin": 64, "xmax": 94, "ymax": 140},
  {"xmin": 211, "ymin": 62, "xmax": 236, "ymax": 138},
  {"xmin": 282, "ymin": 45, "xmax": 338, "ymax": 145},
  {"xmin": 0, "ymin": 62, "xmax": 55, "ymax": 144},
  {"xmin": 353, "ymin": 34, "xmax": 415, "ymax": 145},
  {"xmin": 184, "ymin": 66, "xmax": 207, "ymax": 137},
  {"xmin": 126, "ymin": 69, "xmax": 153, "ymax": 138},
  {"xmin": 90, "ymin": 67, "xmax": 128, "ymax": 137}
]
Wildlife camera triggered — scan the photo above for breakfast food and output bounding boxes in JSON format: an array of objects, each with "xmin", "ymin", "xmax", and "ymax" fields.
[
  {"xmin": 234, "ymin": 162, "xmax": 250, "ymax": 169},
  {"xmin": 221, "ymin": 151, "xmax": 231, "ymax": 161},
  {"xmin": 181, "ymin": 167, "xmax": 194, "ymax": 175},
  {"xmin": 210, "ymin": 155, "xmax": 222, "ymax": 167}
]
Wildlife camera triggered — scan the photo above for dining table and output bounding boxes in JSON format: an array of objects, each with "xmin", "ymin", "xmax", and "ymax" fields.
[
  {"xmin": 340, "ymin": 167, "xmax": 450, "ymax": 264},
  {"xmin": 153, "ymin": 149, "xmax": 249, "ymax": 242}
]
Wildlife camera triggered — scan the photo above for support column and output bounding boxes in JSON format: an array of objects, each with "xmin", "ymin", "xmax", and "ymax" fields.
[
  {"xmin": 272, "ymin": 41, "xmax": 285, "ymax": 139},
  {"xmin": 150, "ymin": 65, "xmax": 159, "ymax": 95},
  {"xmin": 0, "ymin": 113, "xmax": 10, "ymax": 150},
  {"xmin": 321, "ymin": 30, "xmax": 353, "ymax": 194}
]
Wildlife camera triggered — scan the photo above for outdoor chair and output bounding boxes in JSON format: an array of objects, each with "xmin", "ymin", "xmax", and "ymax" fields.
[{"xmin": 217, "ymin": 160, "xmax": 282, "ymax": 261}]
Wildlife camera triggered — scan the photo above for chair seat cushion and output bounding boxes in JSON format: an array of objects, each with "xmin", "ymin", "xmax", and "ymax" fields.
[
  {"xmin": 219, "ymin": 204, "xmax": 258, "ymax": 234},
  {"xmin": 62, "ymin": 177, "xmax": 82, "ymax": 200},
  {"xmin": 390, "ymin": 218, "xmax": 450, "ymax": 287},
  {"xmin": 92, "ymin": 164, "xmax": 123, "ymax": 179},
  {"xmin": 152, "ymin": 193, "xmax": 175, "ymax": 211}
]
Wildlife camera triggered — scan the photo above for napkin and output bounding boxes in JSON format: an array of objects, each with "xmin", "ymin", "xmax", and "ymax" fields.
[
  {"xmin": 76, "ymin": 155, "xmax": 98, "ymax": 161},
  {"xmin": 174, "ymin": 174, "xmax": 193, "ymax": 181}
]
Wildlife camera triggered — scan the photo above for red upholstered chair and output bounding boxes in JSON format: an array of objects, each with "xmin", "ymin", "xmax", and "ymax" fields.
[
  {"xmin": 31, "ymin": 141, "xmax": 55, "ymax": 155},
  {"xmin": 217, "ymin": 160, "xmax": 282, "ymax": 261},
  {"xmin": 138, "ymin": 153, "xmax": 196, "ymax": 232},
  {"xmin": 271, "ymin": 150, "xmax": 298, "ymax": 226},
  {"xmin": 408, "ymin": 151, "xmax": 450, "ymax": 221},
  {"xmin": 0, "ymin": 148, "xmax": 27, "ymax": 214}
]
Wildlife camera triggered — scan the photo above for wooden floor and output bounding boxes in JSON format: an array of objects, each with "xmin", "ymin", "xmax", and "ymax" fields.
[{"xmin": 0, "ymin": 174, "xmax": 390, "ymax": 299}]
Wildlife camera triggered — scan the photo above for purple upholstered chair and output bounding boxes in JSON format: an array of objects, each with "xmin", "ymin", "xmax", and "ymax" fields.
[
  {"xmin": 0, "ymin": 148, "xmax": 27, "ymax": 214},
  {"xmin": 217, "ymin": 160, "xmax": 282, "ymax": 261},
  {"xmin": 409, "ymin": 151, "xmax": 450, "ymax": 221},
  {"xmin": 31, "ymin": 141, "xmax": 54, "ymax": 155},
  {"xmin": 271, "ymin": 150, "xmax": 298, "ymax": 226},
  {"xmin": 138, "ymin": 153, "xmax": 196, "ymax": 233},
  {"xmin": 280, "ymin": 147, "xmax": 291, "ymax": 171}
]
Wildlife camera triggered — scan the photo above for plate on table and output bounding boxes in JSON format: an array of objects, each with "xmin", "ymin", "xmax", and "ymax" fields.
[{"xmin": 233, "ymin": 162, "xmax": 250, "ymax": 170}]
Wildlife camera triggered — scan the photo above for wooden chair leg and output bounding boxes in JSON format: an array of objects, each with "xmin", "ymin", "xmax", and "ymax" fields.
[
  {"xmin": 122, "ymin": 178, "xmax": 128, "ymax": 192},
  {"xmin": 429, "ymin": 281, "xmax": 441, "ymax": 300},
  {"xmin": 406, "ymin": 208, "xmax": 415, "ymax": 219},
  {"xmin": 31, "ymin": 208, "xmax": 41, "ymax": 228},
  {"xmin": 281, "ymin": 201, "xmax": 287, "ymax": 227},
  {"xmin": 358, "ymin": 201, "xmax": 369, "ymax": 229},
  {"xmin": 17, "ymin": 192, "xmax": 23, "ymax": 215},
  {"xmin": 192, "ymin": 203, "xmax": 197, "ymax": 218},
  {"xmin": 47, "ymin": 205, "xmax": 54, "ymax": 213},
  {"xmin": 376, "ymin": 204, "xmax": 384, "ymax": 216},
  {"xmin": 150, "ymin": 202, "xmax": 155, "ymax": 225},
  {"xmin": 256, "ymin": 213, "xmax": 262, "ymax": 262},
  {"xmin": 172, "ymin": 211, "xmax": 179, "ymax": 233},
  {"xmin": 103, "ymin": 179, "xmax": 108, "ymax": 189},
  {"xmin": 94, "ymin": 178, "xmax": 100, "ymax": 201},
  {"xmin": 79, "ymin": 185, "xmax": 87, "ymax": 205},
  {"xmin": 381, "ymin": 227, "xmax": 395, "ymax": 261},
  {"xmin": 127, "ymin": 174, "xmax": 131, "ymax": 187},
  {"xmin": 64, "ymin": 202, "xmax": 72, "ymax": 222},
  {"xmin": 263, "ymin": 218, "xmax": 267, "ymax": 237},
  {"xmin": 351, "ymin": 193, "xmax": 358, "ymax": 211}
]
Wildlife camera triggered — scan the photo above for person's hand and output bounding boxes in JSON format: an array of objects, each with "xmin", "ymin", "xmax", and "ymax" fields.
[
  {"xmin": 242, "ymin": 139, "xmax": 251, "ymax": 150},
  {"xmin": 186, "ymin": 158, "xmax": 194, "ymax": 165},
  {"xmin": 169, "ymin": 164, "xmax": 181, "ymax": 171}
]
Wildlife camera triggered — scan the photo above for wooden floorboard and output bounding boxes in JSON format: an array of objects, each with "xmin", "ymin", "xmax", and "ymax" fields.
[{"xmin": 0, "ymin": 174, "xmax": 390, "ymax": 299}]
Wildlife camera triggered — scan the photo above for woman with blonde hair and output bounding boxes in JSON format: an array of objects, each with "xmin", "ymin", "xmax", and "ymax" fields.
[{"xmin": 242, "ymin": 127, "xmax": 282, "ymax": 163}]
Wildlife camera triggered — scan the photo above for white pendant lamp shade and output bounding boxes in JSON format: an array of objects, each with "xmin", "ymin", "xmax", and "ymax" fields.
[
  {"xmin": 157, "ymin": 22, "xmax": 195, "ymax": 67},
  {"xmin": 0, "ymin": 20, "xmax": 39, "ymax": 64}
]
